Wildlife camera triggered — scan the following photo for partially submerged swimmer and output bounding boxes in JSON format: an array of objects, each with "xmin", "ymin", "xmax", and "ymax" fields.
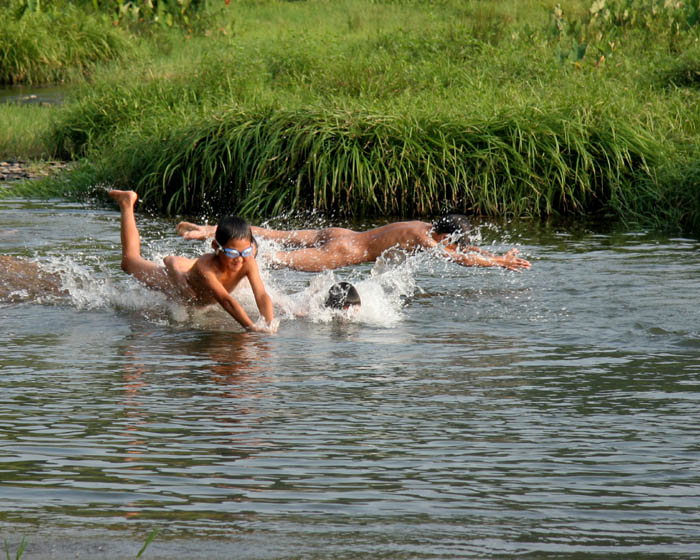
[
  {"xmin": 0, "ymin": 255, "xmax": 67, "ymax": 302},
  {"xmin": 109, "ymin": 190, "xmax": 276, "ymax": 333},
  {"xmin": 325, "ymin": 282, "xmax": 361, "ymax": 311},
  {"xmin": 177, "ymin": 214, "xmax": 531, "ymax": 272}
]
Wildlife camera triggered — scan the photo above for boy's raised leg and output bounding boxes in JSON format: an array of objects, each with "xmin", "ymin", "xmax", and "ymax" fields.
[{"xmin": 109, "ymin": 190, "xmax": 170, "ymax": 291}]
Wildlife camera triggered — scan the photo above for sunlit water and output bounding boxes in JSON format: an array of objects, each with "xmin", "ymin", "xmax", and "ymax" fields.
[{"xmin": 1, "ymin": 197, "xmax": 699, "ymax": 559}]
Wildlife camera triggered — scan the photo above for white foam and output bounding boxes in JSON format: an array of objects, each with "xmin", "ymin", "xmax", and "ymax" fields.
[{"xmin": 38, "ymin": 256, "xmax": 185, "ymax": 327}]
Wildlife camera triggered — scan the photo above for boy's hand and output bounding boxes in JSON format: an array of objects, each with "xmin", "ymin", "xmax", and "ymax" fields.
[
  {"xmin": 501, "ymin": 248, "xmax": 531, "ymax": 271},
  {"xmin": 248, "ymin": 318, "xmax": 279, "ymax": 334}
]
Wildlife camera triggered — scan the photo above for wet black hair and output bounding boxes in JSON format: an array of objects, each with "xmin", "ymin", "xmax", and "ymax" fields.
[
  {"xmin": 324, "ymin": 282, "xmax": 361, "ymax": 310},
  {"xmin": 215, "ymin": 216, "xmax": 255, "ymax": 249},
  {"xmin": 432, "ymin": 213, "xmax": 472, "ymax": 245}
]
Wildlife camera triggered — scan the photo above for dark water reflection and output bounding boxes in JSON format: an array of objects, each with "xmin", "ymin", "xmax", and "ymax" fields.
[{"xmin": 1, "ymin": 199, "xmax": 699, "ymax": 558}]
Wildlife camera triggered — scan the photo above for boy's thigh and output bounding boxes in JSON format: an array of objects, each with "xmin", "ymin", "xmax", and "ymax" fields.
[{"xmin": 125, "ymin": 257, "xmax": 172, "ymax": 293}]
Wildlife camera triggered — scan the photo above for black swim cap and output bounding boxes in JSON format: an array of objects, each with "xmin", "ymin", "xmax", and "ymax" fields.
[
  {"xmin": 432, "ymin": 213, "xmax": 472, "ymax": 245},
  {"xmin": 324, "ymin": 282, "xmax": 361, "ymax": 310}
]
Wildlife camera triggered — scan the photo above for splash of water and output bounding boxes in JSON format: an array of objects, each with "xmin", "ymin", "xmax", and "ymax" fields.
[
  {"xmin": 1, "ymin": 234, "xmax": 426, "ymax": 331},
  {"xmin": 253, "ymin": 239, "xmax": 421, "ymax": 328}
]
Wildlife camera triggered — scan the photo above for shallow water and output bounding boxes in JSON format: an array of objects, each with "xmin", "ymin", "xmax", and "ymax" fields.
[
  {"xmin": 1, "ymin": 198, "xmax": 699, "ymax": 559},
  {"xmin": 0, "ymin": 84, "xmax": 67, "ymax": 105}
]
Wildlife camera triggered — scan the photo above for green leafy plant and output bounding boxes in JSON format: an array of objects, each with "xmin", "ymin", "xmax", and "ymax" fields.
[
  {"xmin": 136, "ymin": 529, "xmax": 158, "ymax": 558},
  {"xmin": 3, "ymin": 538, "xmax": 26, "ymax": 560}
]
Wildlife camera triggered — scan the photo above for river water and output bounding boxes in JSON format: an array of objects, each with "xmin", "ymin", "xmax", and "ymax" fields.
[{"xmin": 1, "ymin": 197, "xmax": 699, "ymax": 559}]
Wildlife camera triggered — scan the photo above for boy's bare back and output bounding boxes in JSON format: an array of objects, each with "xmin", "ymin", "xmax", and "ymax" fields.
[{"xmin": 353, "ymin": 221, "xmax": 435, "ymax": 258}]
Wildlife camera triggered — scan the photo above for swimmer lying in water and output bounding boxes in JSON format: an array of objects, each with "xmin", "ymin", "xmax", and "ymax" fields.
[
  {"xmin": 0, "ymin": 255, "xmax": 67, "ymax": 302},
  {"xmin": 110, "ymin": 190, "xmax": 276, "ymax": 333},
  {"xmin": 177, "ymin": 214, "xmax": 531, "ymax": 272}
]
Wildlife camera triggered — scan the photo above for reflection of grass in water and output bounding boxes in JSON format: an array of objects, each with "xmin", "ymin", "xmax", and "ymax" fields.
[{"xmin": 3, "ymin": 530, "xmax": 157, "ymax": 559}]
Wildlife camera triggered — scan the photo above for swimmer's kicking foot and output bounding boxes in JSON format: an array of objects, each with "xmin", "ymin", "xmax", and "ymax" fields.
[{"xmin": 109, "ymin": 189, "xmax": 138, "ymax": 211}]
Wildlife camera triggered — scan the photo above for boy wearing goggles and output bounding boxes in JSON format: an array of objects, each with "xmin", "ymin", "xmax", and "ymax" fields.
[{"xmin": 109, "ymin": 190, "xmax": 275, "ymax": 333}]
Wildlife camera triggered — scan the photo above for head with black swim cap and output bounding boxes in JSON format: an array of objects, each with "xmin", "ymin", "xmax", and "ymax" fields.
[
  {"xmin": 324, "ymin": 282, "xmax": 361, "ymax": 310},
  {"xmin": 432, "ymin": 213, "xmax": 473, "ymax": 246}
]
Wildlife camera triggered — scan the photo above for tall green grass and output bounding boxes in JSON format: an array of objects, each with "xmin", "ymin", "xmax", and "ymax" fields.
[
  {"xmin": 0, "ymin": 5, "xmax": 133, "ymax": 85},
  {"xmin": 90, "ymin": 104, "xmax": 664, "ymax": 222},
  {"xmin": 9, "ymin": 0, "xmax": 700, "ymax": 234},
  {"xmin": 0, "ymin": 103, "xmax": 53, "ymax": 159}
]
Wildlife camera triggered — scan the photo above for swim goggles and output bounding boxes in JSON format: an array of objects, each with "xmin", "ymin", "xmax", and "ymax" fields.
[{"xmin": 215, "ymin": 240, "xmax": 255, "ymax": 259}]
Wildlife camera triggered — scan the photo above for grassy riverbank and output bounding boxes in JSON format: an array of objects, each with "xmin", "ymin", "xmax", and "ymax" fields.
[{"xmin": 1, "ymin": 0, "xmax": 699, "ymax": 234}]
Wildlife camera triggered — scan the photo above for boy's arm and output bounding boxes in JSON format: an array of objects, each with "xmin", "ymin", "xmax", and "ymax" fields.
[
  {"xmin": 199, "ymin": 269, "xmax": 261, "ymax": 331},
  {"xmin": 460, "ymin": 245, "xmax": 496, "ymax": 257},
  {"xmin": 245, "ymin": 259, "xmax": 275, "ymax": 326},
  {"xmin": 442, "ymin": 246, "xmax": 531, "ymax": 271},
  {"xmin": 176, "ymin": 223, "xmax": 216, "ymax": 240}
]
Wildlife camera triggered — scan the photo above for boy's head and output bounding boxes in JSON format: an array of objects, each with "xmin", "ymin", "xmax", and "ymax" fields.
[
  {"xmin": 432, "ymin": 213, "xmax": 472, "ymax": 246},
  {"xmin": 215, "ymin": 216, "xmax": 253, "ymax": 247},
  {"xmin": 214, "ymin": 216, "xmax": 257, "ymax": 260},
  {"xmin": 324, "ymin": 282, "xmax": 361, "ymax": 310}
]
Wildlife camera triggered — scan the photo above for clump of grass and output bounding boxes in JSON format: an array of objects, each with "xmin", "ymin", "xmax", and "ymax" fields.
[
  {"xmin": 0, "ymin": 530, "xmax": 157, "ymax": 560},
  {"xmin": 91, "ymin": 104, "xmax": 664, "ymax": 224},
  {"xmin": 0, "ymin": 5, "xmax": 133, "ymax": 85},
  {"xmin": 0, "ymin": 161, "xmax": 95, "ymax": 201},
  {"xmin": 3, "ymin": 537, "xmax": 26, "ymax": 560},
  {"xmin": 611, "ymin": 148, "xmax": 700, "ymax": 234},
  {"xmin": 654, "ymin": 44, "xmax": 700, "ymax": 88},
  {"xmin": 136, "ymin": 529, "xmax": 158, "ymax": 558}
]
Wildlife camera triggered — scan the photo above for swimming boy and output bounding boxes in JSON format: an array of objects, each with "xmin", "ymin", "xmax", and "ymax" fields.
[
  {"xmin": 176, "ymin": 214, "xmax": 531, "ymax": 272},
  {"xmin": 110, "ymin": 190, "xmax": 275, "ymax": 333}
]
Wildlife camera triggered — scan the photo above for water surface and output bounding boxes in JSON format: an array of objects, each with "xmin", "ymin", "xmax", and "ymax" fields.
[
  {"xmin": 0, "ymin": 84, "xmax": 67, "ymax": 106},
  {"xmin": 1, "ymin": 198, "xmax": 699, "ymax": 559}
]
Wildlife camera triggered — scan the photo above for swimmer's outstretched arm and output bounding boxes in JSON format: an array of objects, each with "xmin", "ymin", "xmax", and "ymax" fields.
[
  {"xmin": 177, "ymin": 221, "xmax": 322, "ymax": 249},
  {"xmin": 442, "ymin": 246, "xmax": 531, "ymax": 271}
]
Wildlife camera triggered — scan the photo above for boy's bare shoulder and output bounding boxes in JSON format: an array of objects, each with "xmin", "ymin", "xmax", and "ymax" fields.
[{"xmin": 191, "ymin": 253, "xmax": 216, "ymax": 273}]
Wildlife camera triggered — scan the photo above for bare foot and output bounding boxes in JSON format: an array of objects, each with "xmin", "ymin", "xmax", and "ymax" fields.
[
  {"xmin": 108, "ymin": 189, "xmax": 138, "ymax": 209},
  {"xmin": 177, "ymin": 221, "xmax": 212, "ymax": 240},
  {"xmin": 176, "ymin": 221, "xmax": 199, "ymax": 236}
]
